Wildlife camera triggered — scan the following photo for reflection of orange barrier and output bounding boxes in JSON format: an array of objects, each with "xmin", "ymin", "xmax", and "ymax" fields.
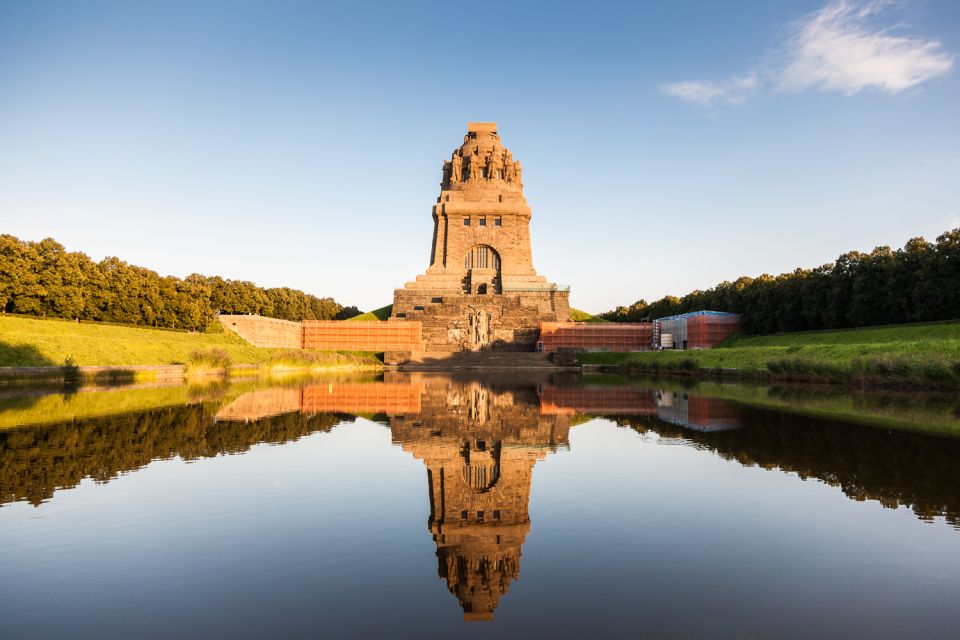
[
  {"xmin": 302, "ymin": 321, "xmax": 424, "ymax": 352},
  {"xmin": 539, "ymin": 386, "xmax": 658, "ymax": 415},
  {"xmin": 218, "ymin": 381, "xmax": 738, "ymax": 430},
  {"xmin": 216, "ymin": 388, "xmax": 303, "ymax": 422},
  {"xmin": 301, "ymin": 382, "xmax": 422, "ymax": 414},
  {"xmin": 685, "ymin": 395, "xmax": 741, "ymax": 431},
  {"xmin": 539, "ymin": 322, "xmax": 653, "ymax": 353}
]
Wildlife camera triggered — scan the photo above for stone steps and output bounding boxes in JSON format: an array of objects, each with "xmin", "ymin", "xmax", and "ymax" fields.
[{"xmin": 398, "ymin": 351, "xmax": 560, "ymax": 370}]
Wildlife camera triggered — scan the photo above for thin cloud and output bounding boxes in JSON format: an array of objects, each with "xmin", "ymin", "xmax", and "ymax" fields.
[
  {"xmin": 661, "ymin": 0, "xmax": 954, "ymax": 106},
  {"xmin": 661, "ymin": 74, "xmax": 758, "ymax": 106}
]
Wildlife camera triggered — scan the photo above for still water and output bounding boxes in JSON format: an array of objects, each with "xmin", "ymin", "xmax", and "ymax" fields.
[{"xmin": 2, "ymin": 373, "xmax": 960, "ymax": 638}]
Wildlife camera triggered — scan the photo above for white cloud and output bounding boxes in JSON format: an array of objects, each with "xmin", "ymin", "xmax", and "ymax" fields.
[
  {"xmin": 661, "ymin": 0, "xmax": 954, "ymax": 106},
  {"xmin": 660, "ymin": 74, "xmax": 758, "ymax": 106},
  {"xmin": 779, "ymin": 0, "xmax": 954, "ymax": 94}
]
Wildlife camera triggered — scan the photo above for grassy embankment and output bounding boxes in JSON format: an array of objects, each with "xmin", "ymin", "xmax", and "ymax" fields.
[
  {"xmin": 0, "ymin": 315, "xmax": 382, "ymax": 377},
  {"xmin": 347, "ymin": 305, "xmax": 394, "ymax": 321},
  {"xmin": 569, "ymin": 308, "xmax": 608, "ymax": 322},
  {"xmin": 579, "ymin": 321, "xmax": 960, "ymax": 387}
]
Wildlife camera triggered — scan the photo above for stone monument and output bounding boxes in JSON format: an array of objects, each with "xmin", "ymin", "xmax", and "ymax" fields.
[{"xmin": 392, "ymin": 122, "xmax": 570, "ymax": 352}]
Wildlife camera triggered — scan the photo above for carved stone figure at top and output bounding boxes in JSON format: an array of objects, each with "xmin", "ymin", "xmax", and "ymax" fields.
[
  {"xmin": 442, "ymin": 161, "xmax": 452, "ymax": 187},
  {"xmin": 513, "ymin": 161, "xmax": 522, "ymax": 187},
  {"xmin": 451, "ymin": 153, "xmax": 462, "ymax": 184},
  {"xmin": 503, "ymin": 155, "xmax": 516, "ymax": 183},
  {"xmin": 469, "ymin": 154, "xmax": 484, "ymax": 181},
  {"xmin": 486, "ymin": 150, "xmax": 503, "ymax": 180}
]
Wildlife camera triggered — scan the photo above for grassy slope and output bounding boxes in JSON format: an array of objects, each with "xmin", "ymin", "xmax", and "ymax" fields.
[
  {"xmin": 570, "ymin": 308, "xmax": 608, "ymax": 322},
  {"xmin": 347, "ymin": 305, "xmax": 393, "ymax": 321},
  {"xmin": 579, "ymin": 321, "xmax": 960, "ymax": 384},
  {"xmin": 0, "ymin": 315, "xmax": 381, "ymax": 368}
]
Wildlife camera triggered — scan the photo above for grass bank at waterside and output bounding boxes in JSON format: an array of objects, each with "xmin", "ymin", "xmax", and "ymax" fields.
[
  {"xmin": 0, "ymin": 315, "xmax": 382, "ymax": 380},
  {"xmin": 579, "ymin": 321, "xmax": 960, "ymax": 388}
]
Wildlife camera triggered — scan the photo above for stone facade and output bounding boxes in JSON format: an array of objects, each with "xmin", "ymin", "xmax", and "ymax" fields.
[{"xmin": 393, "ymin": 122, "xmax": 570, "ymax": 352}]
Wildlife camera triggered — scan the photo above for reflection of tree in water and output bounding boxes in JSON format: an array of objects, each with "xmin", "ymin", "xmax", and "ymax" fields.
[
  {"xmin": 617, "ymin": 405, "xmax": 960, "ymax": 528},
  {"xmin": 0, "ymin": 406, "xmax": 350, "ymax": 506}
]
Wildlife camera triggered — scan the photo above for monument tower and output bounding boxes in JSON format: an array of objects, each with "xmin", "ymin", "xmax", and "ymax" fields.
[{"xmin": 392, "ymin": 122, "xmax": 570, "ymax": 352}]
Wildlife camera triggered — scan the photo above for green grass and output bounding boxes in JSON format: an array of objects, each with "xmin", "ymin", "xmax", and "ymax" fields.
[
  {"xmin": 721, "ymin": 321, "xmax": 960, "ymax": 347},
  {"xmin": 347, "ymin": 304, "xmax": 393, "ymax": 321},
  {"xmin": 0, "ymin": 314, "xmax": 382, "ymax": 369},
  {"xmin": 578, "ymin": 321, "xmax": 960, "ymax": 387},
  {"xmin": 570, "ymin": 308, "xmax": 608, "ymax": 322}
]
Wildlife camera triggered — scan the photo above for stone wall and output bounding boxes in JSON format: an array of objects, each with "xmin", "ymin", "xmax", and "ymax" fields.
[
  {"xmin": 219, "ymin": 315, "xmax": 303, "ymax": 349},
  {"xmin": 393, "ymin": 291, "xmax": 570, "ymax": 352}
]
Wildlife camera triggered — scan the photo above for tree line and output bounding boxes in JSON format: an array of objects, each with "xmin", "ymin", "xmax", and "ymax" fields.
[
  {"xmin": 600, "ymin": 228, "xmax": 960, "ymax": 334},
  {"xmin": 0, "ymin": 235, "xmax": 360, "ymax": 330}
]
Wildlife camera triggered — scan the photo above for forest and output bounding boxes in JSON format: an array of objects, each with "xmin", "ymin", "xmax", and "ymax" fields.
[
  {"xmin": 601, "ymin": 228, "xmax": 960, "ymax": 334},
  {"xmin": 0, "ymin": 235, "xmax": 359, "ymax": 330}
]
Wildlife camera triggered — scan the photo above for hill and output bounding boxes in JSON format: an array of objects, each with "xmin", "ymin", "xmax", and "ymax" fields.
[{"xmin": 347, "ymin": 305, "xmax": 394, "ymax": 321}]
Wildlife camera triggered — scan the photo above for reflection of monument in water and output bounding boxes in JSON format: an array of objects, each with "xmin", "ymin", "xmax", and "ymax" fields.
[
  {"xmin": 389, "ymin": 376, "xmax": 570, "ymax": 621},
  {"xmin": 212, "ymin": 375, "xmax": 739, "ymax": 619}
]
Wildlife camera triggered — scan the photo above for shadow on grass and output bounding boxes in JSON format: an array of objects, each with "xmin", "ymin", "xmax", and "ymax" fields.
[{"xmin": 0, "ymin": 341, "xmax": 56, "ymax": 368}]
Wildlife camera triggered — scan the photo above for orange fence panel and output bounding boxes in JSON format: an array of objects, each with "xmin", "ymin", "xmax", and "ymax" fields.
[{"xmin": 538, "ymin": 322, "xmax": 653, "ymax": 353}]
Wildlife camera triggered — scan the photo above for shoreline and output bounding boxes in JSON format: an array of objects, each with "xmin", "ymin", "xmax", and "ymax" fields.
[
  {"xmin": 0, "ymin": 362, "xmax": 384, "ymax": 387},
  {"xmin": 581, "ymin": 362, "xmax": 960, "ymax": 390}
]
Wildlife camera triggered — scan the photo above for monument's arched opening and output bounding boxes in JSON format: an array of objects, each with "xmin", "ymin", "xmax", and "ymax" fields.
[{"xmin": 463, "ymin": 245, "xmax": 501, "ymax": 294}]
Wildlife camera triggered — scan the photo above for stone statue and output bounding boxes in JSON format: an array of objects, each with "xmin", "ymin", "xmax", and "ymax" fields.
[
  {"xmin": 442, "ymin": 160, "xmax": 452, "ymax": 186},
  {"xmin": 469, "ymin": 310, "xmax": 491, "ymax": 346},
  {"xmin": 451, "ymin": 153, "xmax": 462, "ymax": 184},
  {"xmin": 513, "ymin": 161, "xmax": 522, "ymax": 187},
  {"xmin": 503, "ymin": 157, "xmax": 516, "ymax": 183},
  {"xmin": 469, "ymin": 154, "xmax": 484, "ymax": 181},
  {"xmin": 486, "ymin": 150, "xmax": 502, "ymax": 180}
]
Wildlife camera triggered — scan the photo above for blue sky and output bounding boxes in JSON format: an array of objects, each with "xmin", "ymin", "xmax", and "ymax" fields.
[{"xmin": 1, "ymin": 0, "xmax": 958, "ymax": 312}]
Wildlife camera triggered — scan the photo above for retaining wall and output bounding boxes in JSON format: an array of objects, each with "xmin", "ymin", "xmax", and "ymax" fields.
[{"xmin": 219, "ymin": 315, "xmax": 303, "ymax": 349}]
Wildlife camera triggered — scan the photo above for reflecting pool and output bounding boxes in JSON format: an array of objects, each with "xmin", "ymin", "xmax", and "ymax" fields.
[{"xmin": 2, "ymin": 373, "xmax": 960, "ymax": 638}]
